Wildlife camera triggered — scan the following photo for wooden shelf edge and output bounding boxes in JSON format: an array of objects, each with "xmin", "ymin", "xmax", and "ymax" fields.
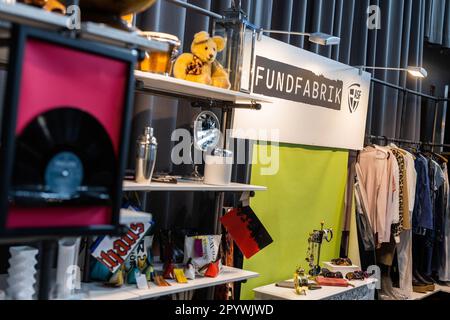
[
  {"xmin": 84, "ymin": 267, "xmax": 259, "ymax": 301},
  {"xmin": 135, "ymin": 70, "xmax": 273, "ymax": 104},
  {"xmin": 123, "ymin": 180, "xmax": 267, "ymax": 192}
]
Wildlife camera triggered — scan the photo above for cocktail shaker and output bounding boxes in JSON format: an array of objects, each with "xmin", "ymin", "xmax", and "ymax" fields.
[{"xmin": 135, "ymin": 127, "xmax": 157, "ymax": 184}]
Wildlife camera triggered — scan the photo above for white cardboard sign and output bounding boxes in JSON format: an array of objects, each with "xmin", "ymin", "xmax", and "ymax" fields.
[{"xmin": 232, "ymin": 35, "xmax": 371, "ymax": 151}]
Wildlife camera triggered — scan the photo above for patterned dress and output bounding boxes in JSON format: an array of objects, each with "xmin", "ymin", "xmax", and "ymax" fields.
[{"xmin": 391, "ymin": 149, "xmax": 406, "ymax": 237}]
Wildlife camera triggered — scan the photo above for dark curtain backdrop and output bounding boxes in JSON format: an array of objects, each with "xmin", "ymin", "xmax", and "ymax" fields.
[
  {"xmin": 132, "ymin": 0, "xmax": 449, "ymax": 230},
  {"xmin": 425, "ymin": 0, "xmax": 450, "ymax": 48}
]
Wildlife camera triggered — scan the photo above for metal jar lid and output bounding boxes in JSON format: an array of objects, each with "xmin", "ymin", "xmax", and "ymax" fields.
[
  {"xmin": 137, "ymin": 127, "xmax": 157, "ymax": 146},
  {"xmin": 139, "ymin": 31, "xmax": 181, "ymax": 47}
]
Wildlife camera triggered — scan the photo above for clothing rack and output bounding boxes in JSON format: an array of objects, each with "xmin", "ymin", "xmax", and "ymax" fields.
[
  {"xmin": 369, "ymin": 78, "xmax": 449, "ymax": 147},
  {"xmin": 371, "ymin": 78, "xmax": 450, "ymax": 103},
  {"xmin": 365, "ymin": 134, "xmax": 450, "ymax": 149}
]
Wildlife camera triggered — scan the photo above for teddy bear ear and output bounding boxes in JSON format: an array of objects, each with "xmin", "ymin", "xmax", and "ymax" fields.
[
  {"xmin": 213, "ymin": 36, "xmax": 226, "ymax": 52},
  {"xmin": 193, "ymin": 31, "xmax": 210, "ymax": 44}
]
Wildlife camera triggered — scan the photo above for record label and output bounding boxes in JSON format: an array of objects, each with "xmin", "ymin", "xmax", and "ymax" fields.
[{"xmin": 45, "ymin": 151, "xmax": 84, "ymax": 196}]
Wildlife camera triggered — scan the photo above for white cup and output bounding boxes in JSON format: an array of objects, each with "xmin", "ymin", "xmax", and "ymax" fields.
[{"xmin": 204, "ymin": 154, "xmax": 233, "ymax": 186}]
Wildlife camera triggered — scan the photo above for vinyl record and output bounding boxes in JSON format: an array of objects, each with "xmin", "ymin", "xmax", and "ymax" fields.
[{"xmin": 11, "ymin": 107, "xmax": 117, "ymax": 206}]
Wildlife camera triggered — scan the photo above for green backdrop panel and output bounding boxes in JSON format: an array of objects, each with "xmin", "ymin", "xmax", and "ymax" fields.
[{"xmin": 241, "ymin": 143, "xmax": 349, "ymax": 300}]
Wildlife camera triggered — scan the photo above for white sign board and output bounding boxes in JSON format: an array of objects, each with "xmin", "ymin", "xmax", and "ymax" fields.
[{"xmin": 232, "ymin": 35, "xmax": 371, "ymax": 150}]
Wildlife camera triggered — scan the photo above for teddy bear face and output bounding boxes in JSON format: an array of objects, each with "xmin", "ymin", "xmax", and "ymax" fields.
[{"xmin": 191, "ymin": 31, "xmax": 226, "ymax": 64}]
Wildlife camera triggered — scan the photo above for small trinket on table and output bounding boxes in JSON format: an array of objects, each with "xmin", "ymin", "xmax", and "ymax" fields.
[
  {"xmin": 346, "ymin": 270, "xmax": 371, "ymax": 281},
  {"xmin": 154, "ymin": 273, "xmax": 171, "ymax": 287},
  {"xmin": 184, "ymin": 258, "xmax": 195, "ymax": 280},
  {"xmin": 330, "ymin": 258, "xmax": 353, "ymax": 266},
  {"xmin": 305, "ymin": 221, "xmax": 333, "ymax": 276},
  {"xmin": 163, "ymin": 261, "xmax": 175, "ymax": 279},
  {"xmin": 174, "ymin": 269, "xmax": 188, "ymax": 284},
  {"xmin": 293, "ymin": 267, "xmax": 308, "ymax": 295}
]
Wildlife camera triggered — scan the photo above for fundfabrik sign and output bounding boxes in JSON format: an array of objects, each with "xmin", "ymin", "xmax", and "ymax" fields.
[
  {"xmin": 253, "ymin": 56, "xmax": 344, "ymax": 111},
  {"xmin": 232, "ymin": 35, "xmax": 371, "ymax": 151}
]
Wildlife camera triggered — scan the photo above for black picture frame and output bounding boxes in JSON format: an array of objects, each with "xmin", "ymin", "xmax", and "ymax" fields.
[{"xmin": 0, "ymin": 24, "xmax": 137, "ymax": 240}]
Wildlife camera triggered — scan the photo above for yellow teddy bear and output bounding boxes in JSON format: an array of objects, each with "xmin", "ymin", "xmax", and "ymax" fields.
[{"xmin": 173, "ymin": 31, "xmax": 231, "ymax": 90}]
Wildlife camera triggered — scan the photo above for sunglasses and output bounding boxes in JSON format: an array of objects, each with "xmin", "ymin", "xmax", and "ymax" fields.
[
  {"xmin": 321, "ymin": 268, "xmax": 343, "ymax": 279},
  {"xmin": 331, "ymin": 258, "xmax": 353, "ymax": 266},
  {"xmin": 346, "ymin": 271, "xmax": 370, "ymax": 281}
]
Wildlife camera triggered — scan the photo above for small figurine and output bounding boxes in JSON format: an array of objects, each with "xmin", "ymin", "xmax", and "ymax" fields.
[
  {"xmin": 144, "ymin": 264, "xmax": 155, "ymax": 282},
  {"xmin": 163, "ymin": 260, "xmax": 175, "ymax": 279},
  {"xmin": 173, "ymin": 269, "xmax": 188, "ymax": 284},
  {"xmin": 294, "ymin": 267, "xmax": 308, "ymax": 296},
  {"xmin": 184, "ymin": 258, "xmax": 196, "ymax": 280},
  {"xmin": 105, "ymin": 265, "xmax": 125, "ymax": 288}
]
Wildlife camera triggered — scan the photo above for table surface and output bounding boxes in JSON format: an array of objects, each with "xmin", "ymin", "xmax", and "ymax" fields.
[{"xmin": 253, "ymin": 278, "xmax": 378, "ymax": 300}]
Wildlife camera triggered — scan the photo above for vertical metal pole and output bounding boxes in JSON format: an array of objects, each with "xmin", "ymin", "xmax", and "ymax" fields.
[
  {"xmin": 432, "ymin": 100, "xmax": 439, "ymax": 149},
  {"xmin": 400, "ymin": 91, "xmax": 408, "ymax": 138},
  {"xmin": 213, "ymin": 192, "xmax": 225, "ymax": 234},
  {"xmin": 221, "ymin": 108, "xmax": 228, "ymax": 150},
  {"xmin": 206, "ymin": 191, "xmax": 225, "ymax": 300},
  {"xmin": 440, "ymin": 85, "xmax": 449, "ymax": 152},
  {"xmin": 38, "ymin": 240, "xmax": 57, "ymax": 300},
  {"xmin": 82, "ymin": 237, "xmax": 93, "ymax": 283}
]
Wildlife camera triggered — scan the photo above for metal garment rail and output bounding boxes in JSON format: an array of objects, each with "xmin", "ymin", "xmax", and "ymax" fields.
[
  {"xmin": 164, "ymin": 0, "xmax": 224, "ymax": 20},
  {"xmin": 371, "ymin": 78, "xmax": 450, "ymax": 103},
  {"xmin": 366, "ymin": 134, "xmax": 450, "ymax": 149},
  {"xmin": 369, "ymin": 77, "xmax": 450, "ymax": 147}
]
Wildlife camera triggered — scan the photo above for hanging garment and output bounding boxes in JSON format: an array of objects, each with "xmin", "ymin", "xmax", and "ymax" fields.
[
  {"xmin": 382, "ymin": 147, "xmax": 400, "ymax": 227},
  {"xmin": 433, "ymin": 160, "xmax": 447, "ymax": 243},
  {"xmin": 430, "ymin": 158, "xmax": 447, "ymax": 278},
  {"xmin": 348, "ymin": 190, "xmax": 362, "ymax": 268},
  {"xmin": 376, "ymin": 146, "xmax": 399, "ymax": 267},
  {"xmin": 439, "ymin": 163, "xmax": 450, "ymax": 281},
  {"xmin": 395, "ymin": 149, "xmax": 416, "ymax": 298},
  {"xmin": 354, "ymin": 167, "xmax": 377, "ymax": 271},
  {"xmin": 356, "ymin": 146, "xmax": 398, "ymax": 245},
  {"xmin": 413, "ymin": 155, "xmax": 433, "ymax": 233},
  {"xmin": 423, "ymin": 159, "xmax": 445, "ymax": 276},
  {"xmin": 391, "ymin": 148, "xmax": 409, "ymax": 241},
  {"xmin": 403, "ymin": 151, "xmax": 417, "ymax": 217},
  {"xmin": 397, "ymin": 229, "xmax": 414, "ymax": 299},
  {"xmin": 354, "ymin": 178, "xmax": 376, "ymax": 251}
]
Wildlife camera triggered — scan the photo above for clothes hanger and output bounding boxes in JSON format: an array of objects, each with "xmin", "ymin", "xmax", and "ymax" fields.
[
  {"xmin": 431, "ymin": 152, "xmax": 448, "ymax": 163},
  {"xmin": 370, "ymin": 136, "xmax": 388, "ymax": 153}
]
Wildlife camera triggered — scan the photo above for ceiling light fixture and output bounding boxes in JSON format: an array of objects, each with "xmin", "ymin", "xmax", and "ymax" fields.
[
  {"xmin": 357, "ymin": 66, "xmax": 428, "ymax": 78},
  {"xmin": 257, "ymin": 30, "xmax": 341, "ymax": 46}
]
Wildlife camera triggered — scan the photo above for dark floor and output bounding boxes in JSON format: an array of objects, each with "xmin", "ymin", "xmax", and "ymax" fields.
[{"xmin": 423, "ymin": 292, "xmax": 450, "ymax": 300}]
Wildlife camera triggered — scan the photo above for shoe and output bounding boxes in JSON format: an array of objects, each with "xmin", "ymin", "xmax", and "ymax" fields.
[
  {"xmin": 413, "ymin": 270, "xmax": 435, "ymax": 291},
  {"xmin": 412, "ymin": 275, "xmax": 428, "ymax": 294},
  {"xmin": 419, "ymin": 273, "xmax": 436, "ymax": 291}
]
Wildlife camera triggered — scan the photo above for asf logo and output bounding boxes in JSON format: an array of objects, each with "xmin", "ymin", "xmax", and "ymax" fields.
[{"xmin": 348, "ymin": 83, "xmax": 362, "ymax": 113}]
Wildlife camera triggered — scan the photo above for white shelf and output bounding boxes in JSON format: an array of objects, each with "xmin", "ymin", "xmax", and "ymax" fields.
[
  {"xmin": 0, "ymin": 3, "xmax": 69, "ymax": 30},
  {"xmin": 79, "ymin": 22, "xmax": 168, "ymax": 52},
  {"xmin": 123, "ymin": 180, "xmax": 267, "ymax": 192},
  {"xmin": 0, "ymin": 3, "xmax": 168, "ymax": 52},
  {"xmin": 135, "ymin": 70, "xmax": 273, "ymax": 104},
  {"xmin": 253, "ymin": 278, "xmax": 377, "ymax": 301},
  {"xmin": 83, "ymin": 266, "xmax": 258, "ymax": 301}
]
